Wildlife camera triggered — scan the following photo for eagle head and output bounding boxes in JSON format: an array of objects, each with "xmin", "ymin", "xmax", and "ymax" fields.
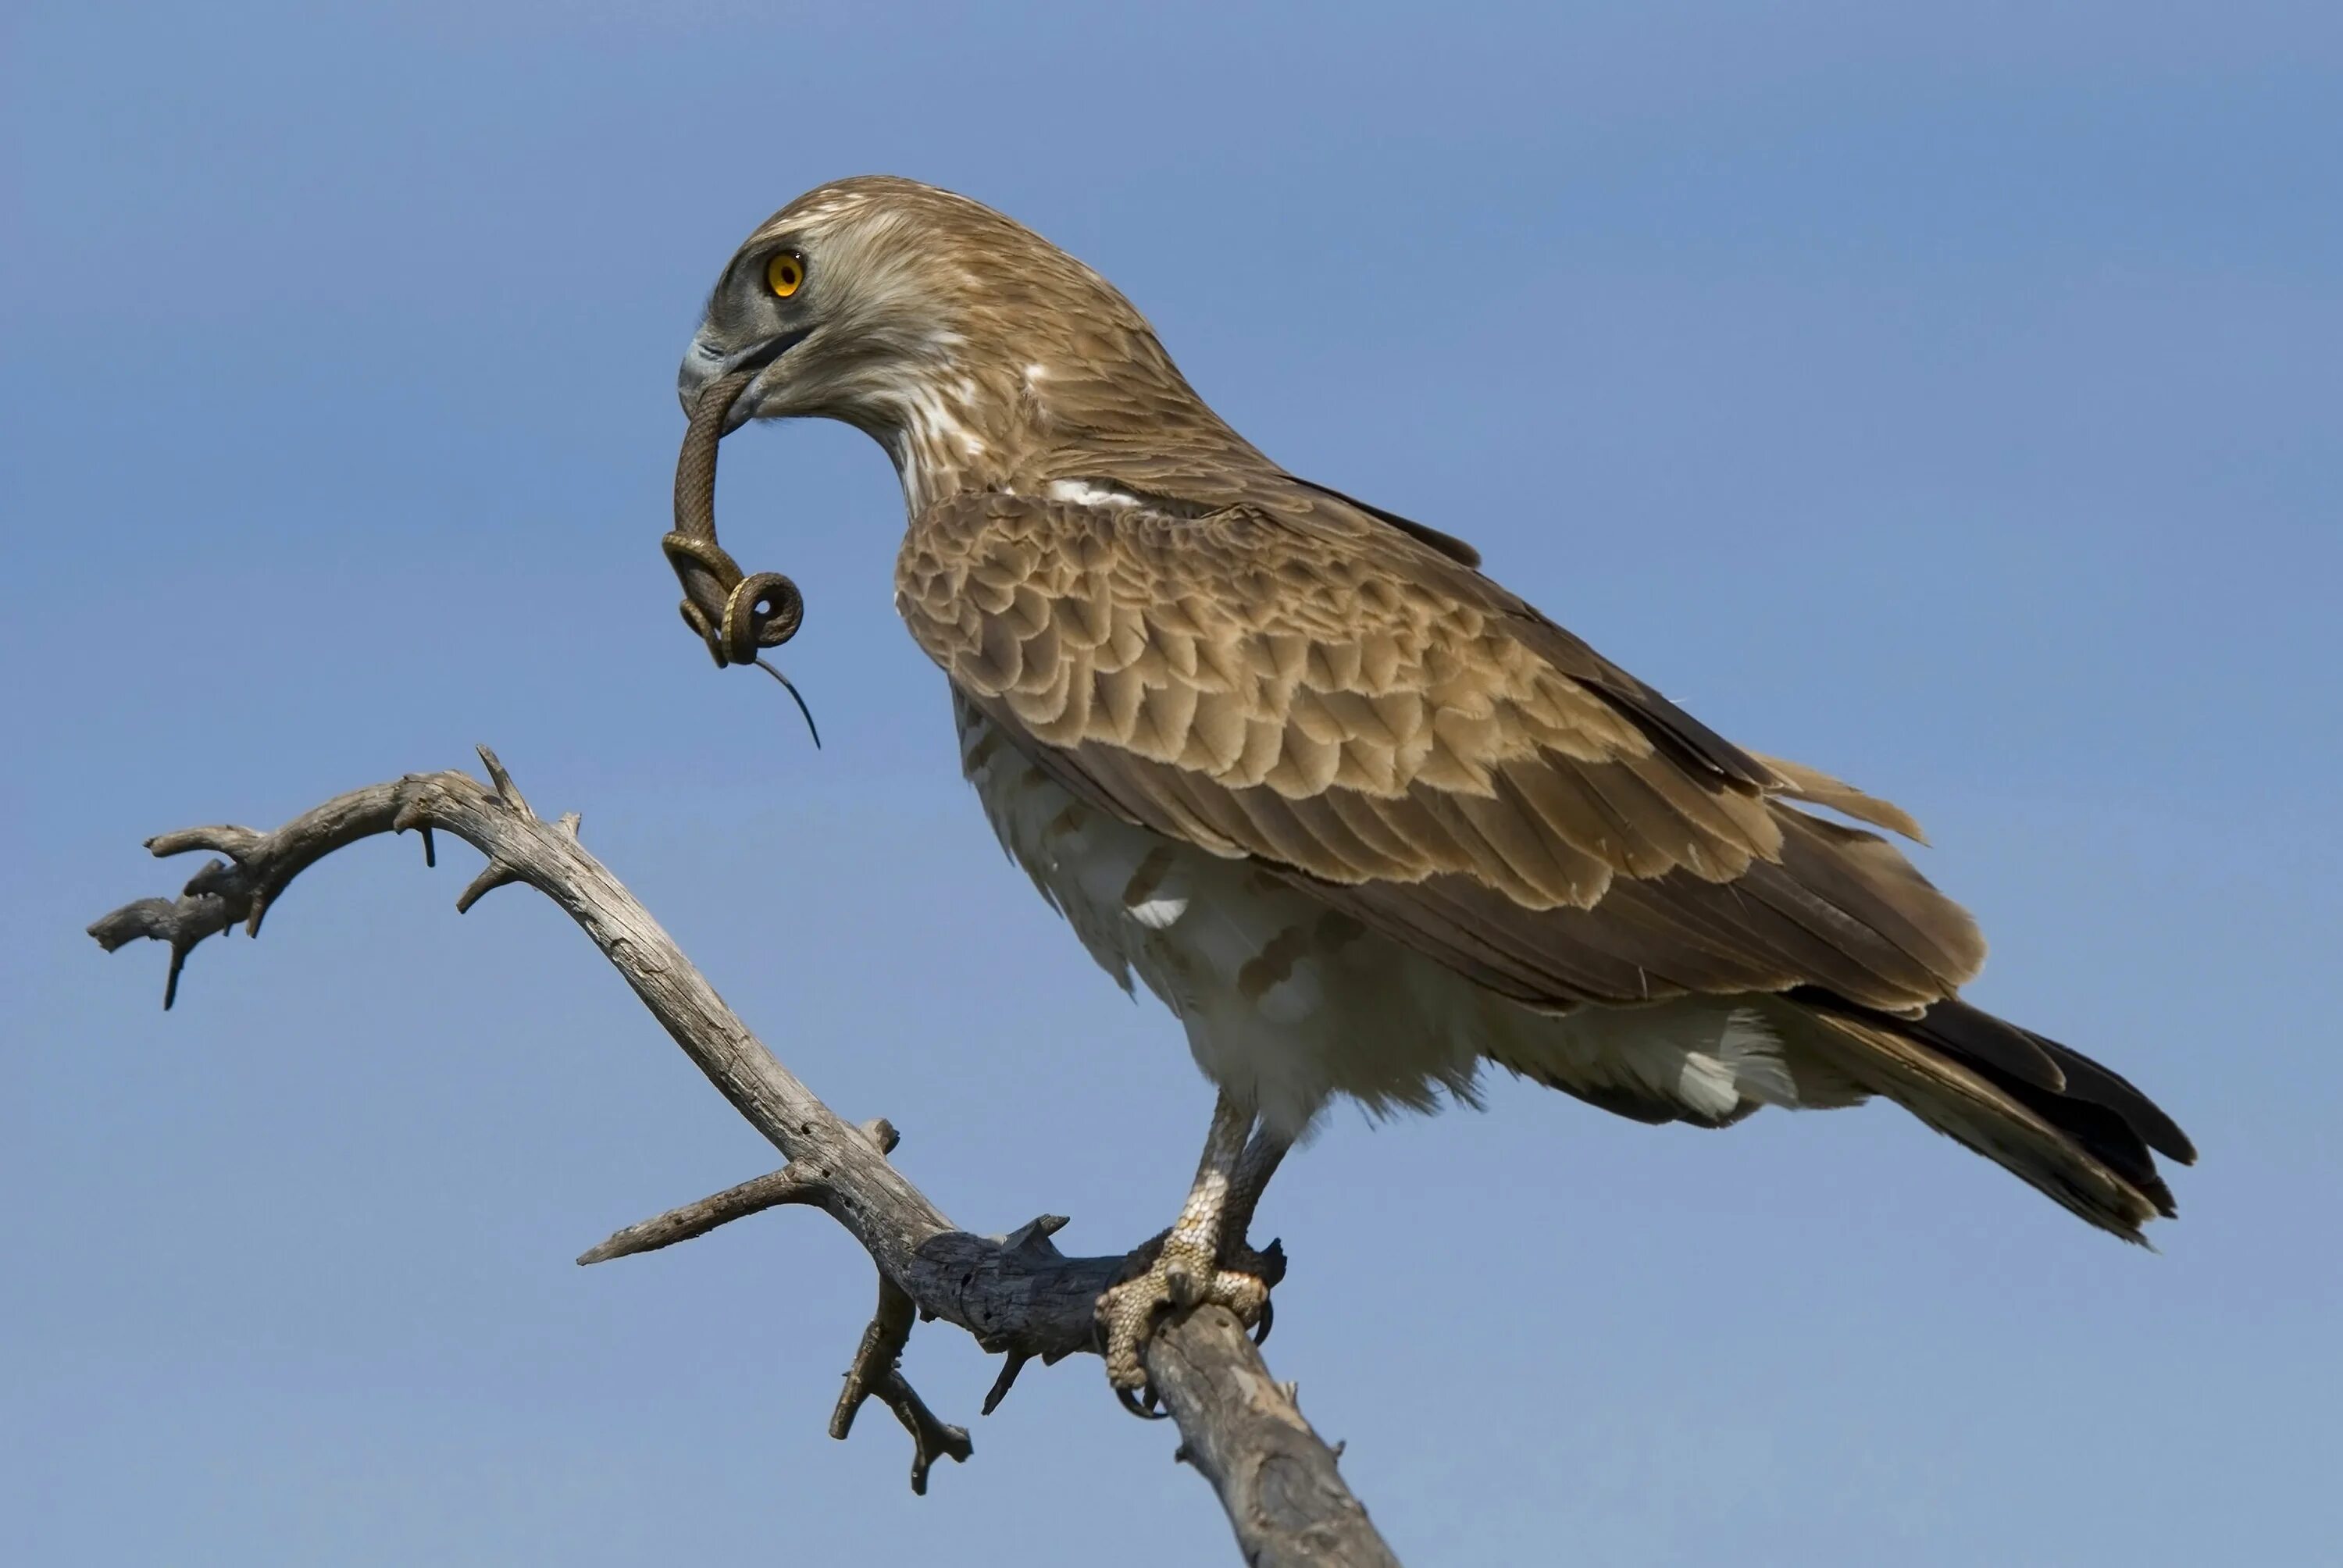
[{"xmin": 678, "ymin": 175, "xmax": 1227, "ymax": 512}]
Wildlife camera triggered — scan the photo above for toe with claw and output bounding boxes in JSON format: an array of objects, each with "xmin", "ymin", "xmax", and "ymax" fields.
[{"xmin": 1097, "ymin": 1231, "xmax": 1283, "ymax": 1409}]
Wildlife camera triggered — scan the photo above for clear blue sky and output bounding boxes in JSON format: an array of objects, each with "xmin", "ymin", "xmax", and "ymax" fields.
[{"xmin": 7, "ymin": 4, "xmax": 2338, "ymax": 1563}]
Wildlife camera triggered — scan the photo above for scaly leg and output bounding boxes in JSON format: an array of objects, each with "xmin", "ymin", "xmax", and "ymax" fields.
[
  {"xmin": 1222, "ymin": 1125, "xmax": 1292, "ymax": 1249},
  {"xmin": 1097, "ymin": 1092, "xmax": 1276, "ymax": 1393},
  {"xmin": 1219, "ymin": 1124, "xmax": 1294, "ymax": 1345}
]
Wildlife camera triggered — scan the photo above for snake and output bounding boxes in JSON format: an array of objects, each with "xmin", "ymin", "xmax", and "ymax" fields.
[{"xmin": 662, "ymin": 366, "xmax": 821, "ymax": 746}]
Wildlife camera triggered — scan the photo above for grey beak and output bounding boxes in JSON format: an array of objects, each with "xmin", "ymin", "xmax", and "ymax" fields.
[{"xmin": 676, "ymin": 329, "xmax": 814, "ymax": 423}]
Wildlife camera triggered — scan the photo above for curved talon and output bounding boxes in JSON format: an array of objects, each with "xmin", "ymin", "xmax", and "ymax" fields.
[
  {"xmin": 1115, "ymin": 1384, "xmax": 1170, "ymax": 1421},
  {"xmin": 1251, "ymin": 1295, "xmax": 1274, "ymax": 1346}
]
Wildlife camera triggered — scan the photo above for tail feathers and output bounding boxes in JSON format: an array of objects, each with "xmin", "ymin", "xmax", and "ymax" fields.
[
  {"xmin": 1796, "ymin": 1007, "xmax": 2189, "ymax": 1242},
  {"xmin": 1893, "ymin": 997, "xmax": 2196, "ymax": 1165}
]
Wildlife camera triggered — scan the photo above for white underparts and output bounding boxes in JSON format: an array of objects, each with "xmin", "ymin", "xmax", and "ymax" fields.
[{"xmin": 955, "ymin": 696, "xmax": 1830, "ymax": 1139}]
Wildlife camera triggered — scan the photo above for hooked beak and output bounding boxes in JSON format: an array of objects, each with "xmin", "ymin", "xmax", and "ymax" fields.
[{"xmin": 676, "ymin": 329, "xmax": 812, "ymax": 431}]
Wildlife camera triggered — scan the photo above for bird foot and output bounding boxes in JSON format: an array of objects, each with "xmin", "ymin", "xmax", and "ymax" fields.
[{"xmin": 1097, "ymin": 1231, "xmax": 1278, "ymax": 1407}]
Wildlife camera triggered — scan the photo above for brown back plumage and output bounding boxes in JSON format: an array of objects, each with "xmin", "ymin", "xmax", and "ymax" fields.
[{"xmin": 897, "ymin": 487, "xmax": 1986, "ymax": 1016}]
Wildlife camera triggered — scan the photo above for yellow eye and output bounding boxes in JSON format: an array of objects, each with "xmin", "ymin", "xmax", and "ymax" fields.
[{"xmin": 765, "ymin": 251, "xmax": 805, "ymax": 298}]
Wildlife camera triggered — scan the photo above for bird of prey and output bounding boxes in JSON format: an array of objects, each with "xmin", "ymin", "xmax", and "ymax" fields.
[{"xmin": 678, "ymin": 176, "xmax": 2193, "ymax": 1393}]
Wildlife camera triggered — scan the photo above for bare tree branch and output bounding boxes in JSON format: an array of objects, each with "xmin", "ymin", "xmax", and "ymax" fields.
[
  {"xmin": 89, "ymin": 750, "xmax": 1399, "ymax": 1567},
  {"xmin": 573, "ymin": 1164, "xmax": 829, "ymax": 1265}
]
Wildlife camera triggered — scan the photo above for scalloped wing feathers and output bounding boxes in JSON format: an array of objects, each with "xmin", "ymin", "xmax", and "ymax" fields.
[{"xmin": 895, "ymin": 491, "xmax": 1987, "ymax": 1016}]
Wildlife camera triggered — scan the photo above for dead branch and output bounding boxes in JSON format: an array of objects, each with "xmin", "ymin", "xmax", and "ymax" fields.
[{"xmin": 88, "ymin": 749, "xmax": 1398, "ymax": 1566}]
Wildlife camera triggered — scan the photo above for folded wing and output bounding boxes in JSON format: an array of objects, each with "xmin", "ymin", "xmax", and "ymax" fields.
[{"xmin": 897, "ymin": 490, "xmax": 1986, "ymax": 1017}]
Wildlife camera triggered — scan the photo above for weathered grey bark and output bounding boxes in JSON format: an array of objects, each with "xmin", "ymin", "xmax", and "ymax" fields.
[{"xmin": 87, "ymin": 750, "xmax": 1400, "ymax": 1567}]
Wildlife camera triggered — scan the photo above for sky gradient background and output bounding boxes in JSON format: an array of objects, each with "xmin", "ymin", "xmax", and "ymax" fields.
[{"xmin": 7, "ymin": 3, "xmax": 2340, "ymax": 1563}]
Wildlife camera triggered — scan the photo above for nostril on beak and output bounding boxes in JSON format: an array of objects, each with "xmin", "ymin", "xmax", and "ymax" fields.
[
  {"xmin": 678, "ymin": 340, "xmax": 720, "ymax": 412},
  {"xmin": 678, "ymin": 333, "xmax": 722, "ymax": 393}
]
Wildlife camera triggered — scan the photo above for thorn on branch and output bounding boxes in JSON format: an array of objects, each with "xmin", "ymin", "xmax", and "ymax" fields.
[
  {"xmin": 455, "ymin": 859, "xmax": 523, "ymax": 913},
  {"xmin": 475, "ymin": 744, "xmax": 535, "ymax": 820},
  {"xmin": 165, "ymin": 932, "xmax": 195, "ymax": 1011},
  {"xmin": 392, "ymin": 800, "xmax": 438, "ymax": 868},
  {"xmin": 980, "ymin": 1351, "xmax": 1030, "ymax": 1417},
  {"xmin": 997, "ymin": 1213, "xmax": 1070, "ymax": 1259}
]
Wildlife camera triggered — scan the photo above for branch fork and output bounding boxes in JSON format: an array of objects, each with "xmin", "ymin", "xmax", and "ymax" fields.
[{"xmin": 89, "ymin": 748, "xmax": 1396, "ymax": 1566}]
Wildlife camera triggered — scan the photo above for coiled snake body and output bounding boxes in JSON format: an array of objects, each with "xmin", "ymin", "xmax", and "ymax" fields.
[{"xmin": 662, "ymin": 368, "xmax": 819, "ymax": 744}]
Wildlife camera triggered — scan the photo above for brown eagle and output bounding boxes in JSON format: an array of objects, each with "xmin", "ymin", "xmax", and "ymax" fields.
[{"xmin": 677, "ymin": 176, "xmax": 2192, "ymax": 1392}]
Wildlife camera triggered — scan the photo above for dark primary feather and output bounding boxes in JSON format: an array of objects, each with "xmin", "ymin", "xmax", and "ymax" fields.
[
  {"xmin": 1290, "ymin": 476, "xmax": 1485, "ymax": 568},
  {"xmin": 1892, "ymin": 996, "xmax": 2196, "ymax": 1166}
]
